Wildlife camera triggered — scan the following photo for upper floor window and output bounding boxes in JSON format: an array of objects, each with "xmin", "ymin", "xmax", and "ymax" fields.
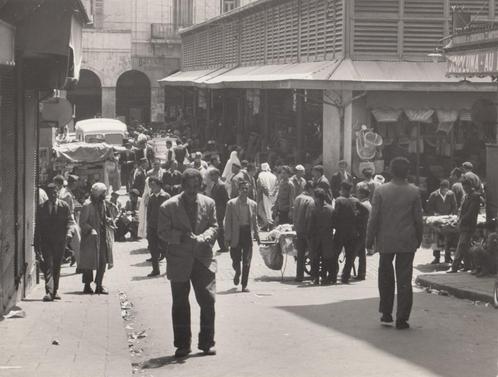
[{"xmin": 222, "ymin": 0, "xmax": 240, "ymax": 13}]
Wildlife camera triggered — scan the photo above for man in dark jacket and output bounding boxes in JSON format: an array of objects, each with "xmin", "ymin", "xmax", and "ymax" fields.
[
  {"xmin": 146, "ymin": 177, "xmax": 170, "ymax": 277},
  {"xmin": 448, "ymin": 178, "xmax": 481, "ymax": 273},
  {"xmin": 311, "ymin": 165, "xmax": 332, "ymax": 204},
  {"xmin": 330, "ymin": 160, "xmax": 355, "ymax": 199},
  {"xmin": 35, "ymin": 183, "xmax": 74, "ymax": 301},
  {"xmin": 162, "ymin": 160, "xmax": 183, "ymax": 196},
  {"xmin": 132, "ymin": 158, "xmax": 148, "ymax": 195},
  {"xmin": 207, "ymin": 168, "xmax": 229, "ymax": 253}
]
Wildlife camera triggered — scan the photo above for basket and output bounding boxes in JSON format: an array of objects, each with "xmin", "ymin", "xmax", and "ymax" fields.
[{"xmin": 259, "ymin": 242, "xmax": 283, "ymax": 270}]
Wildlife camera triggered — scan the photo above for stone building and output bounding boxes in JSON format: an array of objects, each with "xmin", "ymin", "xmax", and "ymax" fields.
[{"xmin": 69, "ymin": 0, "xmax": 220, "ymax": 126}]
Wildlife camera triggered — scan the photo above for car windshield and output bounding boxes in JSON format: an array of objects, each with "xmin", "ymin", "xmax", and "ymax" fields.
[{"xmin": 84, "ymin": 133, "xmax": 123, "ymax": 145}]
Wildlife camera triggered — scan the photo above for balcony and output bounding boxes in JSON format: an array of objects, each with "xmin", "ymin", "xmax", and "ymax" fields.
[{"xmin": 151, "ymin": 23, "xmax": 191, "ymax": 43}]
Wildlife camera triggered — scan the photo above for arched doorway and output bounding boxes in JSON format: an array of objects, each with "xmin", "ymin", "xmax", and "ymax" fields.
[
  {"xmin": 66, "ymin": 69, "xmax": 102, "ymax": 121},
  {"xmin": 116, "ymin": 70, "xmax": 151, "ymax": 125}
]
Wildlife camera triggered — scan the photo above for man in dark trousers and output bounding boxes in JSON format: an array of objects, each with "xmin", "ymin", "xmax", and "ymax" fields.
[
  {"xmin": 132, "ymin": 158, "xmax": 148, "ymax": 195},
  {"xmin": 331, "ymin": 160, "xmax": 355, "ymax": 199},
  {"xmin": 35, "ymin": 183, "xmax": 74, "ymax": 301},
  {"xmin": 366, "ymin": 157, "xmax": 423, "ymax": 330},
  {"xmin": 158, "ymin": 169, "xmax": 218, "ymax": 358},
  {"xmin": 332, "ymin": 181, "xmax": 366, "ymax": 284},
  {"xmin": 207, "ymin": 168, "xmax": 229, "ymax": 253},
  {"xmin": 224, "ymin": 180, "xmax": 260, "ymax": 292},
  {"xmin": 309, "ymin": 188, "xmax": 335, "ymax": 285},
  {"xmin": 146, "ymin": 177, "xmax": 170, "ymax": 277}
]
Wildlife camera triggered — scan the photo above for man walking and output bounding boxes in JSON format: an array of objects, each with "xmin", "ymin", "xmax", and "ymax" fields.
[
  {"xmin": 366, "ymin": 157, "xmax": 423, "ymax": 329},
  {"xmin": 224, "ymin": 180, "xmax": 260, "ymax": 292},
  {"xmin": 274, "ymin": 165, "xmax": 296, "ymax": 224},
  {"xmin": 158, "ymin": 169, "xmax": 218, "ymax": 358},
  {"xmin": 207, "ymin": 168, "xmax": 229, "ymax": 253},
  {"xmin": 311, "ymin": 165, "xmax": 332, "ymax": 204},
  {"xmin": 331, "ymin": 160, "xmax": 355, "ymax": 199},
  {"xmin": 35, "ymin": 184, "xmax": 74, "ymax": 301},
  {"xmin": 146, "ymin": 177, "xmax": 170, "ymax": 277}
]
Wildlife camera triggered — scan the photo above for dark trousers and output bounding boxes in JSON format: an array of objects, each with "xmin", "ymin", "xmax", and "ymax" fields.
[
  {"xmin": 82, "ymin": 253, "xmax": 107, "ymax": 287},
  {"xmin": 295, "ymin": 233, "xmax": 308, "ymax": 280},
  {"xmin": 147, "ymin": 227, "xmax": 162, "ymax": 272},
  {"xmin": 170, "ymin": 260, "xmax": 216, "ymax": 350},
  {"xmin": 378, "ymin": 252, "xmax": 415, "ymax": 322},
  {"xmin": 278, "ymin": 209, "xmax": 290, "ymax": 225},
  {"xmin": 332, "ymin": 236, "xmax": 357, "ymax": 282},
  {"xmin": 311, "ymin": 240, "xmax": 332, "ymax": 282},
  {"xmin": 41, "ymin": 243, "xmax": 65, "ymax": 295},
  {"xmin": 217, "ymin": 217, "xmax": 226, "ymax": 252},
  {"xmin": 355, "ymin": 234, "xmax": 367, "ymax": 279},
  {"xmin": 452, "ymin": 231, "xmax": 473, "ymax": 270},
  {"xmin": 230, "ymin": 226, "xmax": 253, "ymax": 288}
]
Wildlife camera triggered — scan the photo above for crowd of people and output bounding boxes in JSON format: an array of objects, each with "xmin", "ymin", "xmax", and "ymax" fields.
[{"xmin": 35, "ymin": 126, "xmax": 497, "ymax": 358}]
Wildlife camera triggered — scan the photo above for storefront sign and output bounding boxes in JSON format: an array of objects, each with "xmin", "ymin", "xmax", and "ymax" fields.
[
  {"xmin": 0, "ymin": 21, "xmax": 15, "ymax": 66},
  {"xmin": 447, "ymin": 50, "xmax": 498, "ymax": 76}
]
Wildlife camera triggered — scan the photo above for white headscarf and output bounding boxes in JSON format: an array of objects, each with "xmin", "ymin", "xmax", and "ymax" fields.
[
  {"xmin": 222, "ymin": 151, "xmax": 241, "ymax": 182},
  {"xmin": 261, "ymin": 162, "xmax": 271, "ymax": 172},
  {"xmin": 91, "ymin": 182, "xmax": 107, "ymax": 196}
]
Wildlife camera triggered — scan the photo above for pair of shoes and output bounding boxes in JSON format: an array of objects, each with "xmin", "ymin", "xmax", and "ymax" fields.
[
  {"xmin": 233, "ymin": 272, "xmax": 240, "ymax": 286},
  {"xmin": 83, "ymin": 284, "xmax": 94, "ymax": 294},
  {"xmin": 43, "ymin": 293, "xmax": 53, "ymax": 302},
  {"xmin": 242, "ymin": 286, "xmax": 250, "ymax": 293},
  {"xmin": 53, "ymin": 292, "xmax": 61, "ymax": 300},
  {"xmin": 147, "ymin": 270, "xmax": 160, "ymax": 277},
  {"xmin": 444, "ymin": 257, "xmax": 453, "ymax": 264},
  {"xmin": 341, "ymin": 278, "xmax": 350, "ymax": 284},
  {"xmin": 430, "ymin": 258, "xmax": 441, "ymax": 265},
  {"xmin": 294, "ymin": 277, "xmax": 303, "ymax": 283},
  {"xmin": 380, "ymin": 313, "xmax": 393, "ymax": 326},
  {"xmin": 199, "ymin": 347, "xmax": 216, "ymax": 356},
  {"xmin": 174, "ymin": 347, "xmax": 192, "ymax": 358},
  {"xmin": 312, "ymin": 279, "xmax": 320, "ymax": 286},
  {"xmin": 353, "ymin": 276, "xmax": 365, "ymax": 281},
  {"xmin": 95, "ymin": 286, "xmax": 108, "ymax": 295},
  {"xmin": 396, "ymin": 320, "xmax": 410, "ymax": 330},
  {"xmin": 446, "ymin": 268, "xmax": 458, "ymax": 273}
]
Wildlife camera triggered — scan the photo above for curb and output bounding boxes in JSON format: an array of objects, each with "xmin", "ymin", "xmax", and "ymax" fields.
[{"xmin": 415, "ymin": 275, "xmax": 494, "ymax": 304}]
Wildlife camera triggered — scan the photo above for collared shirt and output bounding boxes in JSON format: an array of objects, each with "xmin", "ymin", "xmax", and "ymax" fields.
[{"xmin": 181, "ymin": 193, "xmax": 198, "ymax": 231}]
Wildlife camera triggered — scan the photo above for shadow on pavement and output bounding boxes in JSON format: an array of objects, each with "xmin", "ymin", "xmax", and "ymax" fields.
[
  {"xmin": 131, "ymin": 261, "xmax": 151, "ymax": 267},
  {"xmin": 217, "ymin": 287, "xmax": 239, "ymax": 295},
  {"xmin": 415, "ymin": 263, "xmax": 451, "ymax": 273},
  {"xmin": 278, "ymin": 293, "xmax": 498, "ymax": 377},
  {"xmin": 131, "ymin": 275, "xmax": 166, "ymax": 281},
  {"xmin": 141, "ymin": 353, "xmax": 207, "ymax": 368},
  {"xmin": 130, "ymin": 248, "xmax": 149, "ymax": 255}
]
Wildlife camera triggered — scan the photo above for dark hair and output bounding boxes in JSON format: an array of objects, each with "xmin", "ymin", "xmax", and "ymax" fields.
[
  {"xmin": 53, "ymin": 175, "xmax": 65, "ymax": 186},
  {"xmin": 281, "ymin": 165, "xmax": 292, "ymax": 175},
  {"xmin": 312, "ymin": 165, "xmax": 324, "ymax": 175},
  {"xmin": 314, "ymin": 188, "xmax": 327, "ymax": 202},
  {"xmin": 207, "ymin": 167, "xmax": 220, "ymax": 177},
  {"xmin": 148, "ymin": 176, "xmax": 162, "ymax": 186},
  {"xmin": 247, "ymin": 162, "xmax": 256, "ymax": 172},
  {"xmin": 304, "ymin": 180, "xmax": 314, "ymax": 191},
  {"xmin": 461, "ymin": 177, "xmax": 473, "ymax": 188},
  {"xmin": 390, "ymin": 157, "xmax": 410, "ymax": 179},
  {"xmin": 241, "ymin": 160, "xmax": 249, "ymax": 168},
  {"xmin": 440, "ymin": 179, "xmax": 450, "ymax": 189},
  {"xmin": 357, "ymin": 186, "xmax": 370, "ymax": 197},
  {"xmin": 182, "ymin": 168, "xmax": 203, "ymax": 186},
  {"xmin": 340, "ymin": 181, "xmax": 353, "ymax": 192},
  {"xmin": 362, "ymin": 168, "xmax": 374, "ymax": 179},
  {"xmin": 451, "ymin": 167, "xmax": 463, "ymax": 178},
  {"xmin": 238, "ymin": 180, "xmax": 249, "ymax": 187}
]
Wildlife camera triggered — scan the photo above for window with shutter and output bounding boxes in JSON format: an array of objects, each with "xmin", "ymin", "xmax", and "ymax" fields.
[
  {"xmin": 353, "ymin": 19, "xmax": 398, "ymax": 55},
  {"xmin": 266, "ymin": 0, "xmax": 298, "ymax": 64},
  {"xmin": 449, "ymin": 0, "xmax": 490, "ymax": 16},
  {"xmin": 196, "ymin": 29, "xmax": 209, "ymax": 69},
  {"xmin": 224, "ymin": 20, "xmax": 239, "ymax": 67},
  {"xmin": 404, "ymin": 0, "xmax": 445, "ymax": 17},
  {"xmin": 182, "ymin": 34, "xmax": 196, "ymax": 70},
  {"xmin": 325, "ymin": 0, "xmax": 344, "ymax": 60},
  {"xmin": 241, "ymin": 11, "xmax": 265, "ymax": 66},
  {"xmin": 403, "ymin": 20, "xmax": 445, "ymax": 54},
  {"xmin": 355, "ymin": 0, "xmax": 400, "ymax": 14},
  {"xmin": 208, "ymin": 26, "xmax": 224, "ymax": 68}
]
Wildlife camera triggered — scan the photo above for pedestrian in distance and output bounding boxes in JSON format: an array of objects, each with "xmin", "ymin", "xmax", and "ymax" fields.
[
  {"xmin": 311, "ymin": 165, "xmax": 332, "ymax": 204},
  {"xmin": 366, "ymin": 157, "xmax": 423, "ymax": 330},
  {"xmin": 273, "ymin": 165, "xmax": 296, "ymax": 225},
  {"xmin": 158, "ymin": 168, "xmax": 218, "ymax": 358},
  {"xmin": 132, "ymin": 158, "xmax": 148, "ymax": 196},
  {"xmin": 330, "ymin": 160, "xmax": 355, "ymax": 199},
  {"xmin": 34, "ymin": 183, "xmax": 74, "ymax": 302},
  {"xmin": 290, "ymin": 164, "xmax": 307, "ymax": 197},
  {"xmin": 79, "ymin": 183, "xmax": 115, "ymax": 295},
  {"xmin": 354, "ymin": 185, "xmax": 372, "ymax": 281},
  {"xmin": 146, "ymin": 177, "xmax": 170, "ymax": 277},
  {"xmin": 207, "ymin": 168, "xmax": 229, "ymax": 253},
  {"xmin": 224, "ymin": 180, "xmax": 260, "ymax": 292}
]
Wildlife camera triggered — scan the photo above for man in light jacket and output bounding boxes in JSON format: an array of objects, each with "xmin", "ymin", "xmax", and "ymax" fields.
[
  {"xmin": 224, "ymin": 180, "xmax": 260, "ymax": 292},
  {"xmin": 158, "ymin": 169, "xmax": 218, "ymax": 358},
  {"xmin": 366, "ymin": 157, "xmax": 423, "ymax": 330}
]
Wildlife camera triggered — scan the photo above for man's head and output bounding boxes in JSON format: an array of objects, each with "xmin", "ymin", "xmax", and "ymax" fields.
[
  {"xmin": 295, "ymin": 165, "xmax": 305, "ymax": 178},
  {"xmin": 314, "ymin": 188, "xmax": 327, "ymax": 206},
  {"xmin": 182, "ymin": 168, "xmax": 203, "ymax": 199},
  {"xmin": 238, "ymin": 180, "xmax": 249, "ymax": 198},
  {"xmin": 169, "ymin": 160, "xmax": 178, "ymax": 171},
  {"xmin": 280, "ymin": 165, "xmax": 291, "ymax": 180},
  {"xmin": 210, "ymin": 155, "xmax": 220, "ymax": 168},
  {"xmin": 439, "ymin": 179, "xmax": 450, "ymax": 195},
  {"xmin": 451, "ymin": 167, "xmax": 463, "ymax": 182},
  {"xmin": 91, "ymin": 182, "xmax": 107, "ymax": 203},
  {"xmin": 390, "ymin": 157, "xmax": 410, "ymax": 180},
  {"xmin": 166, "ymin": 140, "xmax": 173, "ymax": 149},
  {"xmin": 462, "ymin": 161, "xmax": 473, "ymax": 173},
  {"xmin": 362, "ymin": 167, "xmax": 374, "ymax": 180},
  {"xmin": 153, "ymin": 158, "xmax": 162, "ymax": 169},
  {"xmin": 338, "ymin": 160, "xmax": 348, "ymax": 171},
  {"xmin": 247, "ymin": 162, "xmax": 257, "ymax": 177},
  {"xmin": 311, "ymin": 165, "xmax": 324, "ymax": 179},
  {"xmin": 340, "ymin": 181, "xmax": 353, "ymax": 197},
  {"xmin": 53, "ymin": 175, "xmax": 65, "ymax": 191},
  {"xmin": 110, "ymin": 191, "xmax": 119, "ymax": 203},
  {"xmin": 67, "ymin": 175, "xmax": 79, "ymax": 190},
  {"xmin": 139, "ymin": 158, "xmax": 148, "ymax": 169},
  {"xmin": 241, "ymin": 160, "xmax": 249, "ymax": 170},
  {"xmin": 194, "ymin": 152, "xmax": 203, "ymax": 162},
  {"xmin": 462, "ymin": 177, "xmax": 474, "ymax": 195},
  {"xmin": 46, "ymin": 183, "xmax": 58, "ymax": 203},
  {"xmin": 207, "ymin": 167, "xmax": 221, "ymax": 183},
  {"xmin": 231, "ymin": 161, "xmax": 241, "ymax": 175},
  {"xmin": 148, "ymin": 177, "xmax": 162, "ymax": 194},
  {"xmin": 357, "ymin": 185, "xmax": 370, "ymax": 201},
  {"xmin": 304, "ymin": 180, "xmax": 314, "ymax": 195}
]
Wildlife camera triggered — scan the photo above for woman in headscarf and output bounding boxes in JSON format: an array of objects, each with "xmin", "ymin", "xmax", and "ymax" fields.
[
  {"xmin": 257, "ymin": 162, "xmax": 278, "ymax": 230},
  {"xmin": 222, "ymin": 150, "xmax": 241, "ymax": 196}
]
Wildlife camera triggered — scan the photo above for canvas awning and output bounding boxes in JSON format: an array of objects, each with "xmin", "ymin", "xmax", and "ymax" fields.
[
  {"xmin": 371, "ymin": 108, "xmax": 402, "ymax": 123},
  {"xmin": 404, "ymin": 109, "xmax": 434, "ymax": 123},
  {"xmin": 159, "ymin": 68, "xmax": 230, "ymax": 87}
]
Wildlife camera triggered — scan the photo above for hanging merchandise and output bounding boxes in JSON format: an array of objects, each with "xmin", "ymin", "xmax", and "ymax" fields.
[
  {"xmin": 436, "ymin": 109, "xmax": 458, "ymax": 134},
  {"xmin": 356, "ymin": 125, "xmax": 383, "ymax": 160},
  {"xmin": 407, "ymin": 126, "xmax": 424, "ymax": 154},
  {"xmin": 404, "ymin": 109, "xmax": 434, "ymax": 123}
]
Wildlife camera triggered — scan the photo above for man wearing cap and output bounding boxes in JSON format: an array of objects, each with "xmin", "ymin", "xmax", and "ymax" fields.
[
  {"xmin": 291, "ymin": 165, "xmax": 306, "ymax": 197},
  {"xmin": 79, "ymin": 183, "xmax": 115, "ymax": 295},
  {"xmin": 35, "ymin": 184, "xmax": 75, "ymax": 301}
]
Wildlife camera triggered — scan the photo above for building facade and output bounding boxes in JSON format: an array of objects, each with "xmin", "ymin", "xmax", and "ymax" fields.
[
  {"xmin": 162, "ymin": 0, "xmax": 497, "ymax": 183},
  {"xmin": 70, "ymin": 0, "xmax": 220, "ymax": 126}
]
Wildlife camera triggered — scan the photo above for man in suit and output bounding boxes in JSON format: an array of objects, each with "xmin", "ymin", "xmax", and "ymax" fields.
[
  {"xmin": 311, "ymin": 165, "xmax": 332, "ymax": 204},
  {"xmin": 132, "ymin": 158, "xmax": 148, "ymax": 195},
  {"xmin": 162, "ymin": 160, "xmax": 182, "ymax": 196},
  {"xmin": 331, "ymin": 160, "xmax": 355, "ymax": 199},
  {"xmin": 225, "ymin": 180, "xmax": 260, "ymax": 292},
  {"xmin": 146, "ymin": 177, "xmax": 170, "ymax": 277},
  {"xmin": 309, "ymin": 188, "xmax": 335, "ymax": 285},
  {"xmin": 158, "ymin": 168, "xmax": 218, "ymax": 358},
  {"xmin": 207, "ymin": 168, "xmax": 229, "ymax": 253},
  {"xmin": 35, "ymin": 183, "xmax": 74, "ymax": 301},
  {"xmin": 366, "ymin": 157, "xmax": 423, "ymax": 330}
]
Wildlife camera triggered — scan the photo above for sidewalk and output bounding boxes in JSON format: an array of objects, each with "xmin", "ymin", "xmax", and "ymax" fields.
[
  {"xmin": 0, "ymin": 264, "xmax": 132, "ymax": 377},
  {"xmin": 416, "ymin": 271, "xmax": 496, "ymax": 304}
]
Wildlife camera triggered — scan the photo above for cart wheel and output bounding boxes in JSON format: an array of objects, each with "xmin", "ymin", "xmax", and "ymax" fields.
[{"xmin": 304, "ymin": 256, "xmax": 312, "ymax": 276}]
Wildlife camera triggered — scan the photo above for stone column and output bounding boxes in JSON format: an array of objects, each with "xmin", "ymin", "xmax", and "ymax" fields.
[
  {"xmin": 101, "ymin": 87, "xmax": 116, "ymax": 118},
  {"xmin": 322, "ymin": 89, "xmax": 342, "ymax": 178}
]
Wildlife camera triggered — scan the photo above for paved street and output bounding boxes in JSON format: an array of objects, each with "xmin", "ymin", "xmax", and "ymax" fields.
[{"xmin": 108, "ymin": 239, "xmax": 498, "ymax": 377}]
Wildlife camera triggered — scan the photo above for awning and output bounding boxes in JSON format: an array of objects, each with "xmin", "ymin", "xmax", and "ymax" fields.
[
  {"xmin": 405, "ymin": 109, "xmax": 434, "ymax": 123},
  {"xmin": 371, "ymin": 108, "xmax": 402, "ymax": 123},
  {"xmin": 159, "ymin": 68, "xmax": 230, "ymax": 87}
]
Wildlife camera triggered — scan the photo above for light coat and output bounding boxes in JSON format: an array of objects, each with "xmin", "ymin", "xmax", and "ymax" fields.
[
  {"xmin": 224, "ymin": 197, "xmax": 259, "ymax": 248},
  {"xmin": 158, "ymin": 193, "xmax": 218, "ymax": 282},
  {"xmin": 78, "ymin": 200, "xmax": 115, "ymax": 270}
]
